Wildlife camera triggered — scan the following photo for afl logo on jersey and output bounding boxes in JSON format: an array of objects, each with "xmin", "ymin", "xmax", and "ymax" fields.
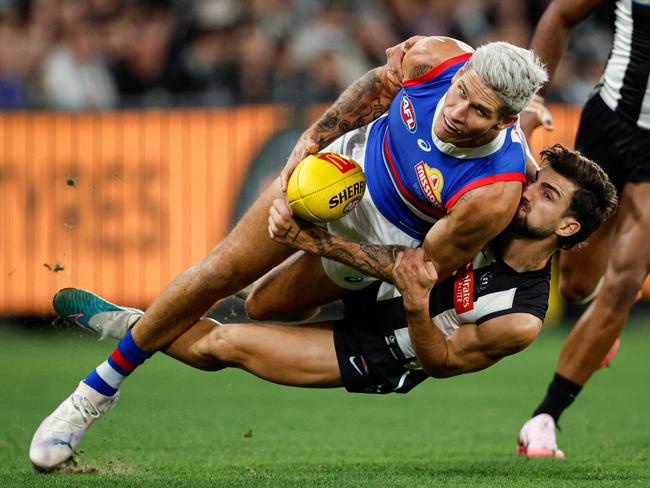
[
  {"xmin": 414, "ymin": 161, "xmax": 444, "ymax": 207},
  {"xmin": 400, "ymin": 94, "xmax": 417, "ymax": 133}
]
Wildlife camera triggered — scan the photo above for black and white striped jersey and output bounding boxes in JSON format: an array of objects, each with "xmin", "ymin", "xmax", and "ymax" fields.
[
  {"xmin": 599, "ymin": 0, "xmax": 650, "ymax": 130},
  {"xmin": 344, "ymin": 245, "xmax": 551, "ymax": 364}
]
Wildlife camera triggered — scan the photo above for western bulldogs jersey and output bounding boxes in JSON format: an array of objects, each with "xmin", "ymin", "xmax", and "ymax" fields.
[{"xmin": 364, "ymin": 53, "xmax": 527, "ymax": 240}]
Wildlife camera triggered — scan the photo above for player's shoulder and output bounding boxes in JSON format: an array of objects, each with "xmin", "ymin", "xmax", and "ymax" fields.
[{"xmin": 403, "ymin": 36, "xmax": 474, "ymax": 81}]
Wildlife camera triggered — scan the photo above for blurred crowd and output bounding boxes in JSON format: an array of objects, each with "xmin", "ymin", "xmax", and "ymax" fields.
[{"xmin": 0, "ymin": 0, "xmax": 613, "ymax": 111}]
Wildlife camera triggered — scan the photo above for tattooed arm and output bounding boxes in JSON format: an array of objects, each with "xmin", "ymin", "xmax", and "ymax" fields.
[
  {"xmin": 280, "ymin": 36, "xmax": 475, "ymax": 191},
  {"xmin": 268, "ymin": 198, "xmax": 405, "ymax": 282},
  {"xmin": 280, "ymin": 66, "xmax": 398, "ymax": 191}
]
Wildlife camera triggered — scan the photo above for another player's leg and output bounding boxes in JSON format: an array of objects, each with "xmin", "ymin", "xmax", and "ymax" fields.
[
  {"xmin": 557, "ymin": 217, "xmax": 615, "ymax": 303},
  {"xmin": 30, "ymin": 179, "xmax": 295, "ymax": 471},
  {"xmin": 245, "ymin": 251, "xmax": 356, "ymax": 322},
  {"xmin": 166, "ymin": 320, "xmax": 342, "ymax": 386},
  {"xmin": 519, "ymin": 182, "xmax": 650, "ymax": 458},
  {"xmin": 51, "ymin": 288, "xmax": 341, "ymax": 384},
  {"xmin": 131, "ymin": 178, "xmax": 294, "ymax": 352},
  {"xmin": 30, "ymin": 314, "xmax": 340, "ymax": 471}
]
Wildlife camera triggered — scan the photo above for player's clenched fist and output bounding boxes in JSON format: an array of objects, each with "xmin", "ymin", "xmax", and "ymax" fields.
[
  {"xmin": 392, "ymin": 248, "xmax": 438, "ymax": 311},
  {"xmin": 268, "ymin": 198, "xmax": 315, "ymax": 249},
  {"xmin": 384, "ymin": 35, "xmax": 424, "ymax": 88}
]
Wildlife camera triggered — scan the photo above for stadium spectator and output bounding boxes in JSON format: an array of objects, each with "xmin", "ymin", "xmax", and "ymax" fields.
[
  {"xmin": 0, "ymin": 0, "xmax": 613, "ymax": 109},
  {"xmin": 42, "ymin": 17, "xmax": 118, "ymax": 110}
]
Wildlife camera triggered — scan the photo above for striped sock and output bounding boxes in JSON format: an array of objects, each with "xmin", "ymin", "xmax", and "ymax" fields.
[{"xmin": 83, "ymin": 329, "xmax": 152, "ymax": 397}]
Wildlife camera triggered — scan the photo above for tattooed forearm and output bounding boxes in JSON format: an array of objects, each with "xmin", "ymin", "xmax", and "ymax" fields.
[
  {"xmin": 302, "ymin": 228, "xmax": 406, "ymax": 282},
  {"xmin": 308, "ymin": 68, "xmax": 393, "ymax": 149}
]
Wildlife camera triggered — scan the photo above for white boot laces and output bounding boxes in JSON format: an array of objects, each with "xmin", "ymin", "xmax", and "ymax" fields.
[{"xmin": 69, "ymin": 395, "xmax": 101, "ymax": 423}]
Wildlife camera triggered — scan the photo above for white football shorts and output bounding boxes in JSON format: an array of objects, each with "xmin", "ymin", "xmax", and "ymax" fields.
[{"xmin": 321, "ymin": 121, "xmax": 421, "ymax": 290}]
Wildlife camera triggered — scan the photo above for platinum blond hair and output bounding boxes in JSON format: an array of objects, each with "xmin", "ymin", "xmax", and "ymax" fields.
[{"xmin": 465, "ymin": 41, "xmax": 548, "ymax": 118}]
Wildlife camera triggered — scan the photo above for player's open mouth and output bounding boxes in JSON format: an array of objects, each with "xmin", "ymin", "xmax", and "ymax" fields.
[{"xmin": 443, "ymin": 114, "xmax": 461, "ymax": 135}]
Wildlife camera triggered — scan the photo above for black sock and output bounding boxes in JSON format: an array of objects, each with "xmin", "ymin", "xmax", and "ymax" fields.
[{"xmin": 532, "ymin": 372, "xmax": 582, "ymax": 424}]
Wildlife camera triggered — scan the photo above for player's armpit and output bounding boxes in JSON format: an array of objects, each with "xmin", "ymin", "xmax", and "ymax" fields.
[
  {"xmin": 422, "ymin": 181, "xmax": 522, "ymax": 280},
  {"xmin": 429, "ymin": 314, "xmax": 542, "ymax": 378},
  {"xmin": 402, "ymin": 36, "xmax": 473, "ymax": 81}
]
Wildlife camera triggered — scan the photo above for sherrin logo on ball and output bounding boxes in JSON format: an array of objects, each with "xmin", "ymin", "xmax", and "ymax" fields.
[{"xmin": 286, "ymin": 152, "xmax": 366, "ymax": 224}]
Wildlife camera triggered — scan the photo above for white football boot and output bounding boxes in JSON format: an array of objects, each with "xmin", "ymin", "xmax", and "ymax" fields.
[
  {"xmin": 517, "ymin": 413, "xmax": 565, "ymax": 459},
  {"xmin": 29, "ymin": 382, "xmax": 119, "ymax": 472}
]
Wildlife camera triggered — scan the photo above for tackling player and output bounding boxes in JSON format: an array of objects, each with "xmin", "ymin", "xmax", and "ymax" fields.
[{"xmin": 30, "ymin": 145, "xmax": 617, "ymax": 470}]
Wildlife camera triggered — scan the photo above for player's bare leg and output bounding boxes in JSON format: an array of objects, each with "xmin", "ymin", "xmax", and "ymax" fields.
[
  {"xmin": 556, "ymin": 183, "xmax": 650, "ymax": 383},
  {"xmin": 245, "ymin": 251, "xmax": 355, "ymax": 322},
  {"xmin": 519, "ymin": 182, "xmax": 650, "ymax": 458},
  {"xmin": 166, "ymin": 319, "xmax": 342, "ymax": 386},
  {"xmin": 30, "ymin": 178, "xmax": 300, "ymax": 471},
  {"xmin": 32, "ymin": 293, "xmax": 342, "ymax": 471},
  {"xmin": 131, "ymin": 178, "xmax": 296, "ymax": 352},
  {"xmin": 557, "ymin": 216, "xmax": 616, "ymax": 303}
]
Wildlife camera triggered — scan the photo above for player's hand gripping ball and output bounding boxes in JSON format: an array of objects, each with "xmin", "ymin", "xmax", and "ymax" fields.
[{"xmin": 286, "ymin": 152, "xmax": 366, "ymax": 224}]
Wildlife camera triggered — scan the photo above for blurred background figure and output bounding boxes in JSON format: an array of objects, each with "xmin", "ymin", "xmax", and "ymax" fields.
[{"xmin": 0, "ymin": 0, "xmax": 614, "ymax": 109}]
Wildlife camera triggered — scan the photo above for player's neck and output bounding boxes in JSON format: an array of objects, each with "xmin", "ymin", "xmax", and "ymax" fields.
[
  {"xmin": 497, "ymin": 233, "xmax": 555, "ymax": 272},
  {"xmin": 453, "ymin": 130, "xmax": 500, "ymax": 148}
]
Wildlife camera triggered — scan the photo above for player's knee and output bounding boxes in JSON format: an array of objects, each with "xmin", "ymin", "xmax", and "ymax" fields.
[
  {"xmin": 245, "ymin": 279, "xmax": 318, "ymax": 321},
  {"xmin": 198, "ymin": 324, "xmax": 249, "ymax": 367},
  {"xmin": 243, "ymin": 290, "xmax": 271, "ymax": 320},
  {"xmin": 244, "ymin": 292, "xmax": 317, "ymax": 322},
  {"xmin": 600, "ymin": 266, "xmax": 645, "ymax": 306},
  {"xmin": 558, "ymin": 276, "xmax": 597, "ymax": 303}
]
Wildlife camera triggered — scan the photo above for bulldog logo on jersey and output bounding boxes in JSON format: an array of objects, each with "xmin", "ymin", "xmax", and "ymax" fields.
[
  {"xmin": 400, "ymin": 94, "xmax": 417, "ymax": 133},
  {"xmin": 414, "ymin": 161, "xmax": 444, "ymax": 207}
]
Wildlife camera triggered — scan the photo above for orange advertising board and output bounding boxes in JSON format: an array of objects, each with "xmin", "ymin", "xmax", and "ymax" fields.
[
  {"xmin": 1, "ymin": 104, "xmax": 647, "ymax": 315},
  {"xmin": 0, "ymin": 107, "xmax": 285, "ymax": 314}
]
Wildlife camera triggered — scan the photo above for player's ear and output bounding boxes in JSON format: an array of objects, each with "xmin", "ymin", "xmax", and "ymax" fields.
[
  {"xmin": 555, "ymin": 217, "xmax": 581, "ymax": 238},
  {"xmin": 494, "ymin": 115, "xmax": 517, "ymax": 131}
]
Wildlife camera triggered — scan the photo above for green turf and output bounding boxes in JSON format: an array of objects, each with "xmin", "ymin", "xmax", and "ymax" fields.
[{"xmin": 1, "ymin": 323, "xmax": 649, "ymax": 487}]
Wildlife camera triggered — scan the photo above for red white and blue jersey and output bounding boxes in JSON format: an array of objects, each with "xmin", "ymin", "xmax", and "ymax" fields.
[{"xmin": 364, "ymin": 53, "xmax": 527, "ymax": 240}]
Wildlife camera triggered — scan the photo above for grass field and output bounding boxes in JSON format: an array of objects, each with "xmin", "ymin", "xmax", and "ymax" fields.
[{"xmin": 1, "ymin": 322, "xmax": 649, "ymax": 487}]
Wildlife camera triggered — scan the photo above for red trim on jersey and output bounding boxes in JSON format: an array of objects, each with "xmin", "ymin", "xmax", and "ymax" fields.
[
  {"xmin": 445, "ymin": 172, "xmax": 526, "ymax": 211},
  {"xmin": 383, "ymin": 135, "xmax": 446, "ymax": 219},
  {"xmin": 111, "ymin": 349, "xmax": 135, "ymax": 373},
  {"xmin": 403, "ymin": 53, "xmax": 473, "ymax": 87}
]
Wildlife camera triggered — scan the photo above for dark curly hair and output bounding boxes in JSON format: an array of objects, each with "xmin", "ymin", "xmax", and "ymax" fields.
[{"xmin": 540, "ymin": 144, "xmax": 618, "ymax": 249}]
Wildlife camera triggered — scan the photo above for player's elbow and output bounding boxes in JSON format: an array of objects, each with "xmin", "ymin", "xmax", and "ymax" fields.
[
  {"xmin": 419, "ymin": 355, "xmax": 457, "ymax": 379},
  {"xmin": 501, "ymin": 320, "xmax": 542, "ymax": 356},
  {"xmin": 424, "ymin": 366, "xmax": 456, "ymax": 379}
]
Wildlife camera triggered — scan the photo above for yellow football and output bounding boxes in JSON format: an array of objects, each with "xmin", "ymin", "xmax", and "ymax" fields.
[{"xmin": 287, "ymin": 152, "xmax": 366, "ymax": 224}]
